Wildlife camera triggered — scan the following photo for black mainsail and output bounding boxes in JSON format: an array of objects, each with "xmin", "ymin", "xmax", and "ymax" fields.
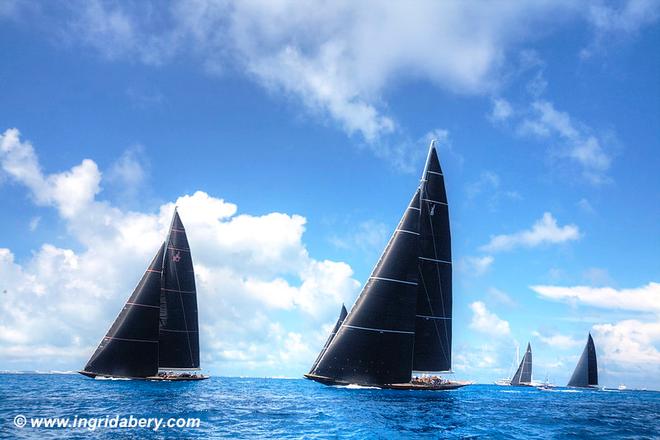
[
  {"xmin": 306, "ymin": 141, "xmax": 463, "ymax": 388},
  {"xmin": 413, "ymin": 145, "xmax": 452, "ymax": 372},
  {"xmin": 158, "ymin": 211, "xmax": 200, "ymax": 370},
  {"xmin": 80, "ymin": 208, "xmax": 204, "ymax": 380},
  {"xmin": 567, "ymin": 333, "xmax": 598, "ymax": 388},
  {"xmin": 510, "ymin": 342, "xmax": 533, "ymax": 386}
]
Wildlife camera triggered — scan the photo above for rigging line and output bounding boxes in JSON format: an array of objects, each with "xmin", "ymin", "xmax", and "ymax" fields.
[{"xmin": 426, "ymin": 185, "xmax": 452, "ymax": 360}]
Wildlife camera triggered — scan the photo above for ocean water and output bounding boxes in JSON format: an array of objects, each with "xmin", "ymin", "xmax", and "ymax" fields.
[{"xmin": 1, "ymin": 374, "xmax": 659, "ymax": 439}]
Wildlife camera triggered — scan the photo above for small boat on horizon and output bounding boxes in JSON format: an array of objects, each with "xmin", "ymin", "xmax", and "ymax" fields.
[
  {"xmin": 567, "ymin": 333, "xmax": 598, "ymax": 389},
  {"xmin": 79, "ymin": 208, "xmax": 208, "ymax": 381},
  {"xmin": 305, "ymin": 141, "xmax": 470, "ymax": 391},
  {"xmin": 496, "ymin": 342, "xmax": 535, "ymax": 387}
]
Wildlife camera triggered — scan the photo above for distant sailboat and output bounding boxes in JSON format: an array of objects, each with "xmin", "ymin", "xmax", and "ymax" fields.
[
  {"xmin": 305, "ymin": 141, "xmax": 469, "ymax": 390},
  {"xmin": 567, "ymin": 333, "xmax": 598, "ymax": 388},
  {"xmin": 506, "ymin": 342, "xmax": 534, "ymax": 387},
  {"xmin": 79, "ymin": 208, "xmax": 208, "ymax": 381}
]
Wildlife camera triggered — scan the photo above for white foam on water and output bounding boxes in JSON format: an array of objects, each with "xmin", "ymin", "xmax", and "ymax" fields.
[
  {"xmin": 335, "ymin": 384, "xmax": 381, "ymax": 390},
  {"xmin": 95, "ymin": 376, "xmax": 131, "ymax": 381}
]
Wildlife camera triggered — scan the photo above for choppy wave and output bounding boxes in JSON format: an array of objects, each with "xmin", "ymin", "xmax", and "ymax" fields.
[{"xmin": 1, "ymin": 377, "xmax": 658, "ymax": 439}]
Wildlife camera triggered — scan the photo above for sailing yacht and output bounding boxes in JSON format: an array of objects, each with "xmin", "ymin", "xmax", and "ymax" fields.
[
  {"xmin": 509, "ymin": 343, "xmax": 534, "ymax": 387},
  {"xmin": 496, "ymin": 343, "xmax": 534, "ymax": 387},
  {"xmin": 79, "ymin": 208, "xmax": 208, "ymax": 381},
  {"xmin": 567, "ymin": 333, "xmax": 598, "ymax": 389},
  {"xmin": 305, "ymin": 141, "xmax": 470, "ymax": 390}
]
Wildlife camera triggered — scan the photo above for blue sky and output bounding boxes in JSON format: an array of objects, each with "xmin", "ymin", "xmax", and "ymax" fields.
[{"xmin": 0, "ymin": 1, "xmax": 659, "ymax": 389}]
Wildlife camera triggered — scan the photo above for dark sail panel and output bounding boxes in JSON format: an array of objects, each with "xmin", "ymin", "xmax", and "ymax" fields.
[
  {"xmin": 309, "ymin": 305, "xmax": 348, "ymax": 374},
  {"xmin": 84, "ymin": 244, "xmax": 165, "ymax": 378},
  {"xmin": 413, "ymin": 143, "xmax": 453, "ymax": 372},
  {"xmin": 313, "ymin": 192, "xmax": 421, "ymax": 385},
  {"xmin": 158, "ymin": 209, "xmax": 200, "ymax": 369},
  {"xmin": 567, "ymin": 334, "xmax": 598, "ymax": 388},
  {"xmin": 511, "ymin": 343, "xmax": 532, "ymax": 385}
]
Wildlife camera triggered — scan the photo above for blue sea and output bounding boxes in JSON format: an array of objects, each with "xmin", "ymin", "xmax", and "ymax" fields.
[{"xmin": 1, "ymin": 374, "xmax": 659, "ymax": 439}]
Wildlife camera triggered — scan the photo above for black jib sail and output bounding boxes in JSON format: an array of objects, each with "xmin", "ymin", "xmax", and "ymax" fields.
[
  {"xmin": 309, "ymin": 304, "xmax": 348, "ymax": 375},
  {"xmin": 510, "ymin": 343, "xmax": 533, "ymax": 385},
  {"xmin": 567, "ymin": 333, "xmax": 598, "ymax": 388},
  {"xmin": 83, "ymin": 244, "xmax": 165, "ymax": 378},
  {"xmin": 308, "ymin": 141, "xmax": 454, "ymax": 386},
  {"xmin": 81, "ymin": 208, "xmax": 201, "ymax": 378},
  {"xmin": 413, "ymin": 144, "xmax": 452, "ymax": 372}
]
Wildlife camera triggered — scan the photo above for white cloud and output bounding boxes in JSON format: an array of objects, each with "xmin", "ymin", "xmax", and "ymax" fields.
[
  {"xmin": 532, "ymin": 331, "xmax": 581, "ymax": 349},
  {"xmin": 481, "ymin": 212, "xmax": 580, "ymax": 253},
  {"xmin": 581, "ymin": 267, "xmax": 614, "ymax": 287},
  {"xmin": 489, "ymin": 98, "xmax": 513, "ymax": 121},
  {"xmin": 518, "ymin": 100, "xmax": 612, "ymax": 184},
  {"xmin": 469, "ymin": 301, "xmax": 510, "ymax": 336},
  {"xmin": 587, "ymin": 0, "xmax": 660, "ymax": 35},
  {"xmin": 106, "ymin": 146, "xmax": 147, "ymax": 189},
  {"xmin": 0, "ymin": 128, "xmax": 360, "ymax": 375},
  {"xmin": 593, "ymin": 319, "xmax": 660, "ymax": 365},
  {"xmin": 330, "ymin": 219, "xmax": 389, "ymax": 257},
  {"xmin": 28, "ymin": 216, "xmax": 40, "ymax": 232},
  {"xmin": 531, "ymin": 282, "xmax": 660, "ymax": 313},
  {"xmin": 577, "ymin": 197, "xmax": 596, "ymax": 214},
  {"xmin": 486, "ymin": 287, "xmax": 516, "ymax": 307},
  {"xmin": 465, "ymin": 170, "xmax": 521, "ymax": 209},
  {"xmin": 6, "ymin": 1, "xmax": 649, "ymax": 165},
  {"xmin": 460, "ymin": 256, "xmax": 495, "ymax": 277},
  {"xmin": 0, "ymin": 128, "xmax": 102, "ymax": 218}
]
